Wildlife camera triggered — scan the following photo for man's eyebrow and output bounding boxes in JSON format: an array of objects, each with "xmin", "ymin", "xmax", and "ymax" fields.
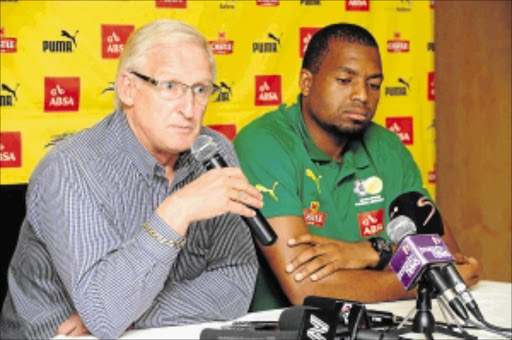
[{"xmin": 337, "ymin": 66, "xmax": 383, "ymax": 80}]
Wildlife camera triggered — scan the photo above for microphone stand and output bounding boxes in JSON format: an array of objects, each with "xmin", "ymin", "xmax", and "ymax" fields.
[{"xmin": 388, "ymin": 280, "xmax": 477, "ymax": 340}]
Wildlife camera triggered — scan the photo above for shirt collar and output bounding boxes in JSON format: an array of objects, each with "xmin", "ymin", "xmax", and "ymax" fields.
[{"xmin": 291, "ymin": 94, "xmax": 371, "ymax": 169}]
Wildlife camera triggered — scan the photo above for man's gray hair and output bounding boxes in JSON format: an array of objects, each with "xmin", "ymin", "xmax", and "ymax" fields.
[{"xmin": 114, "ymin": 19, "xmax": 216, "ymax": 111}]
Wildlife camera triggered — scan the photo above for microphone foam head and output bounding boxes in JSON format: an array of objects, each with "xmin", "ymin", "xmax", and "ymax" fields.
[
  {"xmin": 191, "ymin": 135, "xmax": 218, "ymax": 163},
  {"xmin": 389, "ymin": 191, "xmax": 444, "ymax": 236},
  {"xmin": 387, "ymin": 215, "xmax": 417, "ymax": 244}
]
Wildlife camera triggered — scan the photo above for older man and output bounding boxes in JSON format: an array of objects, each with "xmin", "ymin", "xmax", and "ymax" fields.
[{"xmin": 1, "ymin": 20, "xmax": 261, "ymax": 339}]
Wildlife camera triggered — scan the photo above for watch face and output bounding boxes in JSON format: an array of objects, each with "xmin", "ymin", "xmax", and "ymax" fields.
[{"xmin": 377, "ymin": 238, "xmax": 392, "ymax": 252}]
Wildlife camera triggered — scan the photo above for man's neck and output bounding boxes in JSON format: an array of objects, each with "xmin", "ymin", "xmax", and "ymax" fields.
[{"xmin": 301, "ymin": 112, "xmax": 349, "ymax": 162}]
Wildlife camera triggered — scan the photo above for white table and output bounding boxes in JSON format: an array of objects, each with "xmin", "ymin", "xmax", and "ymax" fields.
[{"xmin": 55, "ymin": 280, "xmax": 511, "ymax": 339}]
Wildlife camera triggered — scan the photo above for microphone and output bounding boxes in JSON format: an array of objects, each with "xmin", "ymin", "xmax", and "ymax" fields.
[
  {"xmin": 389, "ymin": 192, "xmax": 484, "ymax": 321},
  {"xmin": 191, "ymin": 135, "xmax": 277, "ymax": 246},
  {"xmin": 304, "ymin": 296, "xmax": 399, "ymax": 328},
  {"xmin": 389, "ymin": 191, "xmax": 444, "ymax": 236},
  {"xmin": 279, "ymin": 305, "xmax": 400, "ymax": 340},
  {"xmin": 387, "ymin": 216, "xmax": 469, "ymax": 321}
]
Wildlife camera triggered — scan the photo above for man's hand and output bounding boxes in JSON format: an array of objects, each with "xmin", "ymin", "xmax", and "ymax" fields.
[
  {"xmin": 453, "ymin": 253, "xmax": 482, "ymax": 287},
  {"xmin": 285, "ymin": 234, "xmax": 378, "ymax": 282},
  {"xmin": 156, "ymin": 168, "xmax": 263, "ymax": 235},
  {"xmin": 56, "ymin": 314, "xmax": 90, "ymax": 338}
]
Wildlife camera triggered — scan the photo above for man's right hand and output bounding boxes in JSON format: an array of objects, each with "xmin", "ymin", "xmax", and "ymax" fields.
[
  {"xmin": 156, "ymin": 167, "xmax": 263, "ymax": 235},
  {"xmin": 453, "ymin": 254, "xmax": 482, "ymax": 287}
]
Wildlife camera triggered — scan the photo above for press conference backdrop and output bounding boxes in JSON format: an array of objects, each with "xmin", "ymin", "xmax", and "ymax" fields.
[
  {"xmin": 0, "ymin": 0, "xmax": 437, "ymax": 191},
  {"xmin": 0, "ymin": 0, "xmax": 436, "ymax": 302}
]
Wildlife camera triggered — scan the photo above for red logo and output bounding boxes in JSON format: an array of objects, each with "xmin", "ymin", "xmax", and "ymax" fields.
[
  {"xmin": 101, "ymin": 24, "xmax": 135, "ymax": 59},
  {"xmin": 387, "ymin": 32, "xmax": 410, "ymax": 53},
  {"xmin": 427, "ymin": 72, "xmax": 435, "ymax": 101},
  {"xmin": 207, "ymin": 124, "xmax": 237, "ymax": 141},
  {"xmin": 299, "ymin": 27, "xmax": 320, "ymax": 58},
  {"xmin": 0, "ymin": 132, "xmax": 22, "ymax": 168},
  {"xmin": 255, "ymin": 75, "xmax": 281, "ymax": 106},
  {"xmin": 0, "ymin": 28, "xmax": 17, "ymax": 53},
  {"xmin": 209, "ymin": 31, "xmax": 234, "ymax": 55},
  {"xmin": 386, "ymin": 117, "xmax": 413, "ymax": 145},
  {"xmin": 429, "ymin": 163, "xmax": 436, "ymax": 184},
  {"xmin": 44, "ymin": 77, "xmax": 80, "ymax": 112},
  {"xmin": 430, "ymin": 0, "xmax": 435, "ymax": 9},
  {"xmin": 358, "ymin": 209, "xmax": 384, "ymax": 237},
  {"xmin": 256, "ymin": 0, "xmax": 279, "ymax": 6},
  {"xmin": 155, "ymin": 0, "xmax": 187, "ymax": 8},
  {"xmin": 345, "ymin": 0, "xmax": 369, "ymax": 11},
  {"xmin": 304, "ymin": 201, "xmax": 328, "ymax": 227}
]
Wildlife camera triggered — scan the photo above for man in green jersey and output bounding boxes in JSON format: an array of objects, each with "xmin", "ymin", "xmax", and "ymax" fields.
[{"xmin": 234, "ymin": 23, "xmax": 481, "ymax": 311}]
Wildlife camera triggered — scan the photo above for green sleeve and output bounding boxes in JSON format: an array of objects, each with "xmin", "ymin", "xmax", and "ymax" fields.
[{"xmin": 234, "ymin": 129, "xmax": 303, "ymax": 219}]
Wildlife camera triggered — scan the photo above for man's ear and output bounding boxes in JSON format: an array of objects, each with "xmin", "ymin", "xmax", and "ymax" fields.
[
  {"xmin": 299, "ymin": 69, "xmax": 313, "ymax": 97},
  {"xmin": 117, "ymin": 71, "xmax": 135, "ymax": 107}
]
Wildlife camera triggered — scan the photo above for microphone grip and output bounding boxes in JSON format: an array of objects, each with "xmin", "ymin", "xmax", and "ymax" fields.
[
  {"xmin": 203, "ymin": 153, "xmax": 277, "ymax": 246},
  {"xmin": 241, "ymin": 211, "xmax": 277, "ymax": 246}
]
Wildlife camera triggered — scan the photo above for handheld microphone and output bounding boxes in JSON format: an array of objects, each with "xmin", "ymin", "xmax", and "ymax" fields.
[
  {"xmin": 388, "ymin": 216, "xmax": 469, "ymax": 321},
  {"xmin": 191, "ymin": 135, "xmax": 277, "ymax": 246},
  {"xmin": 389, "ymin": 192, "xmax": 484, "ymax": 321}
]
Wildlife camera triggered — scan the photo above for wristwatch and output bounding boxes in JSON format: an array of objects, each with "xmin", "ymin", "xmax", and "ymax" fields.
[{"xmin": 368, "ymin": 237, "xmax": 393, "ymax": 270}]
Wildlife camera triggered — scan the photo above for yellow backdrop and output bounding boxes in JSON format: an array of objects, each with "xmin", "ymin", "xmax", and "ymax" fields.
[{"xmin": 0, "ymin": 0, "xmax": 436, "ymax": 198}]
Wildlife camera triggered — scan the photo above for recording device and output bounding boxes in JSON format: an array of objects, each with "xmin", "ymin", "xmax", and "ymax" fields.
[
  {"xmin": 191, "ymin": 135, "xmax": 277, "ymax": 246},
  {"xmin": 389, "ymin": 192, "xmax": 484, "ymax": 321},
  {"xmin": 387, "ymin": 216, "xmax": 469, "ymax": 321},
  {"xmin": 304, "ymin": 296, "xmax": 399, "ymax": 328},
  {"xmin": 200, "ymin": 300, "xmax": 401, "ymax": 340}
]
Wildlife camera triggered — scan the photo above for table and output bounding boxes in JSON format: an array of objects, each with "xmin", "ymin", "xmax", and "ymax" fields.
[{"xmin": 54, "ymin": 280, "xmax": 511, "ymax": 339}]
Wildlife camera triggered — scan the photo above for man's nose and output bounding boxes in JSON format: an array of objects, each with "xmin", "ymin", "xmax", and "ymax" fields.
[
  {"xmin": 350, "ymin": 81, "xmax": 368, "ymax": 103},
  {"xmin": 178, "ymin": 87, "xmax": 195, "ymax": 118}
]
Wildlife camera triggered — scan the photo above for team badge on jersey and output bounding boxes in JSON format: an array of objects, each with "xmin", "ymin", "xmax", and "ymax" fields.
[
  {"xmin": 354, "ymin": 176, "xmax": 384, "ymax": 207},
  {"xmin": 303, "ymin": 201, "xmax": 328, "ymax": 227}
]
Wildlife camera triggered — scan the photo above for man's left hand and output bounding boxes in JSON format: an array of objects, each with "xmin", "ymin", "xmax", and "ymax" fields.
[
  {"xmin": 286, "ymin": 234, "xmax": 378, "ymax": 282},
  {"xmin": 56, "ymin": 314, "xmax": 90, "ymax": 337}
]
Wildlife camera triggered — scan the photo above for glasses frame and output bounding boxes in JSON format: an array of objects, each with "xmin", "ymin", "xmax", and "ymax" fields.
[{"xmin": 130, "ymin": 71, "xmax": 215, "ymax": 102}]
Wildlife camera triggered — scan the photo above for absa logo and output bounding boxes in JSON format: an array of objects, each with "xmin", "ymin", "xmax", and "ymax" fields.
[
  {"xmin": 102, "ymin": 24, "xmax": 135, "ymax": 59},
  {"xmin": 386, "ymin": 117, "xmax": 414, "ymax": 145},
  {"xmin": 44, "ymin": 77, "xmax": 80, "ymax": 112},
  {"xmin": 255, "ymin": 75, "xmax": 281, "ymax": 106},
  {"xmin": 299, "ymin": 27, "xmax": 320, "ymax": 58},
  {"xmin": 0, "ymin": 132, "xmax": 21, "ymax": 168}
]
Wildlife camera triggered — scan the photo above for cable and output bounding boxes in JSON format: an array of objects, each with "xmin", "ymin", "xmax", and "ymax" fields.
[
  {"xmin": 467, "ymin": 319, "xmax": 512, "ymax": 339},
  {"xmin": 480, "ymin": 318, "xmax": 512, "ymax": 333}
]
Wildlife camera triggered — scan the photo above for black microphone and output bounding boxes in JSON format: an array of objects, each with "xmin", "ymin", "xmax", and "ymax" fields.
[
  {"xmin": 279, "ymin": 305, "xmax": 400, "ymax": 340},
  {"xmin": 389, "ymin": 192, "xmax": 484, "ymax": 321},
  {"xmin": 387, "ymin": 216, "xmax": 469, "ymax": 322},
  {"xmin": 191, "ymin": 135, "xmax": 277, "ymax": 246},
  {"xmin": 389, "ymin": 191, "xmax": 444, "ymax": 236}
]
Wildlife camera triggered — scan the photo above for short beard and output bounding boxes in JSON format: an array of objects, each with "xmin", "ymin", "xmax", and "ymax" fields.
[{"xmin": 311, "ymin": 113, "xmax": 369, "ymax": 141}]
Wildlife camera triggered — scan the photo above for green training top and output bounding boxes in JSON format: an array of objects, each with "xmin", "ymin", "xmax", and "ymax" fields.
[{"xmin": 234, "ymin": 98, "xmax": 430, "ymax": 311}]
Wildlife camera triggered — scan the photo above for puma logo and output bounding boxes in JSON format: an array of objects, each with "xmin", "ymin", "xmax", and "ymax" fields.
[
  {"xmin": 256, "ymin": 181, "xmax": 280, "ymax": 201},
  {"xmin": 1, "ymin": 83, "xmax": 20, "ymax": 101},
  {"xmin": 61, "ymin": 30, "xmax": 79, "ymax": 47},
  {"xmin": 306, "ymin": 168, "xmax": 322, "ymax": 194}
]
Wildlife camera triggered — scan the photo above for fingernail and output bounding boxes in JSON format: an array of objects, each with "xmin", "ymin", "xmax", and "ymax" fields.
[
  {"xmin": 295, "ymin": 273, "xmax": 303, "ymax": 281},
  {"xmin": 311, "ymin": 274, "xmax": 318, "ymax": 281},
  {"xmin": 286, "ymin": 264, "xmax": 294, "ymax": 273},
  {"xmin": 288, "ymin": 239, "xmax": 296, "ymax": 246}
]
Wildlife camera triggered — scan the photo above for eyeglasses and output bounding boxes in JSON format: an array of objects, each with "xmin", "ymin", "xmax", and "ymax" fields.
[{"xmin": 130, "ymin": 71, "xmax": 215, "ymax": 103}]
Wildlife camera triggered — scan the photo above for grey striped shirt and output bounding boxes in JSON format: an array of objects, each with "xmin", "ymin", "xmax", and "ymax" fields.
[{"xmin": 0, "ymin": 112, "xmax": 258, "ymax": 339}]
